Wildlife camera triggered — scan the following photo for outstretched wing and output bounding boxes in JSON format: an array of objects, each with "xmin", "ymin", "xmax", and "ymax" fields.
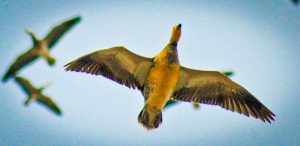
[
  {"xmin": 172, "ymin": 66, "xmax": 275, "ymax": 123},
  {"xmin": 2, "ymin": 50, "xmax": 39, "ymax": 82},
  {"xmin": 164, "ymin": 71, "xmax": 234, "ymax": 110},
  {"xmin": 14, "ymin": 76, "xmax": 36, "ymax": 95},
  {"xmin": 65, "ymin": 46, "xmax": 153, "ymax": 90},
  {"xmin": 43, "ymin": 16, "xmax": 81, "ymax": 49},
  {"xmin": 36, "ymin": 95, "xmax": 62, "ymax": 116}
]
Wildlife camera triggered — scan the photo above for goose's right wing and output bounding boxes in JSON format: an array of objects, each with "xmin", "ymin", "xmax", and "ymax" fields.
[
  {"xmin": 172, "ymin": 67, "xmax": 275, "ymax": 123},
  {"xmin": 163, "ymin": 71, "xmax": 234, "ymax": 110},
  {"xmin": 65, "ymin": 46, "xmax": 153, "ymax": 90},
  {"xmin": 36, "ymin": 95, "xmax": 62, "ymax": 116},
  {"xmin": 2, "ymin": 49, "xmax": 38, "ymax": 82}
]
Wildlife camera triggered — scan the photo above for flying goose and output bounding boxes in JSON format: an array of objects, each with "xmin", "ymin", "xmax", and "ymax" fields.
[
  {"xmin": 14, "ymin": 76, "xmax": 62, "ymax": 115},
  {"xmin": 65, "ymin": 24, "xmax": 275, "ymax": 130},
  {"xmin": 2, "ymin": 16, "xmax": 81, "ymax": 82}
]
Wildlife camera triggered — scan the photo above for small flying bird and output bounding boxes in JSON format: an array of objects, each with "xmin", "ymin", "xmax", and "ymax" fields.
[
  {"xmin": 14, "ymin": 76, "xmax": 62, "ymax": 116},
  {"xmin": 65, "ymin": 24, "xmax": 275, "ymax": 130},
  {"xmin": 2, "ymin": 16, "xmax": 81, "ymax": 82}
]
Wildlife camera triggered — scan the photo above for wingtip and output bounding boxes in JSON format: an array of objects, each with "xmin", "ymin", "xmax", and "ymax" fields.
[
  {"xmin": 55, "ymin": 110, "xmax": 63, "ymax": 116},
  {"xmin": 71, "ymin": 15, "xmax": 82, "ymax": 23},
  {"xmin": 223, "ymin": 71, "xmax": 234, "ymax": 77},
  {"xmin": 2, "ymin": 74, "xmax": 11, "ymax": 83},
  {"xmin": 2, "ymin": 77, "xmax": 8, "ymax": 83}
]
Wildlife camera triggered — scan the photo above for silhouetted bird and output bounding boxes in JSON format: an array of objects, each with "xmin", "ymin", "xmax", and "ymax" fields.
[
  {"xmin": 14, "ymin": 76, "xmax": 62, "ymax": 116},
  {"xmin": 65, "ymin": 24, "xmax": 275, "ymax": 130},
  {"xmin": 2, "ymin": 16, "xmax": 81, "ymax": 82}
]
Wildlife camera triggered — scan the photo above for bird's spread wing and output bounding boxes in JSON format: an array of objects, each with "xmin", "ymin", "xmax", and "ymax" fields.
[
  {"xmin": 43, "ymin": 16, "xmax": 81, "ymax": 49},
  {"xmin": 65, "ymin": 46, "xmax": 153, "ymax": 90},
  {"xmin": 2, "ymin": 50, "xmax": 39, "ymax": 82},
  {"xmin": 164, "ymin": 71, "xmax": 234, "ymax": 110},
  {"xmin": 172, "ymin": 66, "xmax": 275, "ymax": 123},
  {"xmin": 36, "ymin": 95, "xmax": 62, "ymax": 115},
  {"xmin": 14, "ymin": 76, "xmax": 36, "ymax": 95}
]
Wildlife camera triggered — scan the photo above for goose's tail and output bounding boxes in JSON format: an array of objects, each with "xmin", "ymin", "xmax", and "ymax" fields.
[{"xmin": 138, "ymin": 105, "xmax": 162, "ymax": 130}]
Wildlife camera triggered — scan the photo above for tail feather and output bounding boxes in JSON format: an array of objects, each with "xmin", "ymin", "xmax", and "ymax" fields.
[{"xmin": 138, "ymin": 105, "xmax": 162, "ymax": 130}]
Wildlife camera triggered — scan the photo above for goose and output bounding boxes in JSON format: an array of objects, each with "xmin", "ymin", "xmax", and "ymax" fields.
[
  {"xmin": 2, "ymin": 16, "xmax": 81, "ymax": 82},
  {"xmin": 65, "ymin": 24, "xmax": 275, "ymax": 130},
  {"xmin": 14, "ymin": 76, "xmax": 62, "ymax": 116}
]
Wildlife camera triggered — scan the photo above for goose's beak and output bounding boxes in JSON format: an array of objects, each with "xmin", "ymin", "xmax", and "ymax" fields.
[
  {"xmin": 176, "ymin": 24, "xmax": 182, "ymax": 30},
  {"xmin": 170, "ymin": 24, "xmax": 182, "ymax": 43}
]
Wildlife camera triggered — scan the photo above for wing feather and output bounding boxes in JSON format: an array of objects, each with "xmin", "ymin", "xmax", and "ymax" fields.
[
  {"xmin": 44, "ymin": 16, "xmax": 81, "ymax": 49},
  {"xmin": 36, "ymin": 95, "xmax": 62, "ymax": 115},
  {"xmin": 65, "ymin": 46, "xmax": 153, "ymax": 90},
  {"xmin": 2, "ymin": 50, "xmax": 39, "ymax": 82},
  {"xmin": 14, "ymin": 76, "xmax": 36, "ymax": 95},
  {"xmin": 173, "ymin": 66, "xmax": 275, "ymax": 123}
]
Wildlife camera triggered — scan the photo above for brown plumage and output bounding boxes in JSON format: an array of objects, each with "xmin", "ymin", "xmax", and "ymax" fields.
[
  {"xmin": 65, "ymin": 24, "xmax": 275, "ymax": 130},
  {"xmin": 2, "ymin": 16, "xmax": 81, "ymax": 82},
  {"xmin": 163, "ymin": 71, "xmax": 234, "ymax": 110},
  {"xmin": 14, "ymin": 76, "xmax": 62, "ymax": 116},
  {"xmin": 173, "ymin": 67, "xmax": 275, "ymax": 123}
]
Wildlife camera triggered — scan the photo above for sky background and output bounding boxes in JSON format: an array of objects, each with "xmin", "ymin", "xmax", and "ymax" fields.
[{"xmin": 0, "ymin": 0, "xmax": 300, "ymax": 145}]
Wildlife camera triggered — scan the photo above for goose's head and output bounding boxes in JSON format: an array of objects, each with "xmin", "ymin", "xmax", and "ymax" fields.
[{"xmin": 169, "ymin": 24, "xmax": 181, "ymax": 46}]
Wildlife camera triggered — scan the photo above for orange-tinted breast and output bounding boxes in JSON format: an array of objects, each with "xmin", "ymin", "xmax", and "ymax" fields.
[{"xmin": 145, "ymin": 61, "xmax": 180, "ymax": 110}]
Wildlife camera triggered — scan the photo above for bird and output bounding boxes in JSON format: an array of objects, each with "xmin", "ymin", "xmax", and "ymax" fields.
[
  {"xmin": 2, "ymin": 16, "xmax": 81, "ymax": 82},
  {"xmin": 65, "ymin": 24, "xmax": 275, "ymax": 130},
  {"xmin": 14, "ymin": 76, "xmax": 62, "ymax": 116}
]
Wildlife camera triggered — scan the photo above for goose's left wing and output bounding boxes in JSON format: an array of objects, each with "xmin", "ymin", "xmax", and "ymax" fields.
[
  {"xmin": 2, "ymin": 49, "xmax": 38, "ymax": 82},
  {"xmin": 172, "ymin": 66, "xmax": 275, "ymax": 123},
  {"xmin": 14, "ymin": 76, "xmax": 36, "ymax": 95},
  {"xmin": 65, "ymin": 46, "xmax": 153, "ymax": 90},
  {"xmin": 44, "ymin": 16, "xmax": 81, "ymax": 49}
]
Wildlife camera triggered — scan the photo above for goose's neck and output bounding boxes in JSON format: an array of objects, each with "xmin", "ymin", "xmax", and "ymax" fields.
[{"xmin": 155, "ymin": 43, "xmax": 179, "ymax": 64}]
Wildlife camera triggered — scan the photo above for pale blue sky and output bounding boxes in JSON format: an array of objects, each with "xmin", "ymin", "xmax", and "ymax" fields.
[{"xmin": 0, "ymin": 0, "xmax": 299, "ymax": 145}]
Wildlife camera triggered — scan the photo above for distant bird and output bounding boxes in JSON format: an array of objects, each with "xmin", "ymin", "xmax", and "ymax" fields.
[
  {"xmin": 14, "ymin": 76, "xmax": 62, "ymax": 116},
  {"xmin": 2, "ymin": 16, "xmax": 81, "ymax": 82},
  {"xmin": 65, "ymin": 24, "xmax": 275, "ymax": 130},
  {"xmin": 163, "ymin": 71, "xmax": 234, "ymax": 110}
]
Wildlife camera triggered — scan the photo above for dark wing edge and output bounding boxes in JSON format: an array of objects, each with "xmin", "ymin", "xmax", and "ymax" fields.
[
  {"xmin": 36, "ymin": 95, "xmax": 62, "ymax": 116},
  {"xmin": 44, "ymin": 16, "xmax": 81, "ymax": 48},
  {"xmin": 2, "ymin": 49, "xmax": 38, "ymax": 82},
  {"xmin": 173, "ymin": 67, "xmax": 275, "ymax": 123},
  {"xmin": 64, "ymin": 46, "xmax": 153, "ymax": 90}
]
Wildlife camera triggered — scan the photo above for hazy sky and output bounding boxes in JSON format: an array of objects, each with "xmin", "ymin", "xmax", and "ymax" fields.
[{"xmin": 0, "ymin": 1, "xmax": 299, "ymax": 145}]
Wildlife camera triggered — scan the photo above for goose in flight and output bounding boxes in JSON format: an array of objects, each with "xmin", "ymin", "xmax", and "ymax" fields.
[
  {"xmin": 14, "ymin": 76, "xmax": 62, "ymax": 116},
  {"xmin": 2, "ymin": 16, "xmax": 81, "ymax": 82},
  {"xmin": 65, "ymin": 24, "xmax": 275, "ymax": 130}
]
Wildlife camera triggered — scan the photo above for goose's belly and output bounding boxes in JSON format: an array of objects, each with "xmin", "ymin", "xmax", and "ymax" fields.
[{"xmin": 145, "ymin": 63, "xmax": 180, "ymax": 110}]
